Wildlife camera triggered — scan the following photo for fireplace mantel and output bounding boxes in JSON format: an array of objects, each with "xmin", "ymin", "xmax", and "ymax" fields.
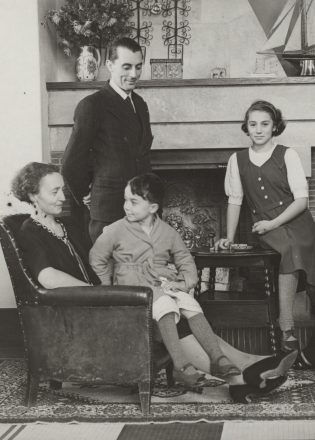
[
  {"xmin": 47, "ymin": 77, "xmax": 315, "ymax": 176},
  {"xmin": 47, "ymin": 77, "xmax": 315, "ymax": 90}
]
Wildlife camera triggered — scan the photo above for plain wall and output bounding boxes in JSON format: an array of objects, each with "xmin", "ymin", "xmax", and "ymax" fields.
[{"xmin": 0, "ymin": 0, "xmax": 57, "ymax": 307}]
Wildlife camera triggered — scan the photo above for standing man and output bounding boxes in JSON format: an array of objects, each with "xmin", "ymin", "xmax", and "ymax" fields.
[{"xmin": 62, "ymin": 37, "xmax": 153, "ymax": 243}]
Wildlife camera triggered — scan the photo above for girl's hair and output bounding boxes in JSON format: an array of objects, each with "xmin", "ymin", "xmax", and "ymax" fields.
[
  {"xmin": 128, "ymin": 173, "xmax": 165, "ymax": 217},
  {"xmin": 11, "ymin": 162, "xmax": 59, "ymax": 204},
  {"xmin": 241, "ymin": 100, "xmax": 286, "ymax": 136}
]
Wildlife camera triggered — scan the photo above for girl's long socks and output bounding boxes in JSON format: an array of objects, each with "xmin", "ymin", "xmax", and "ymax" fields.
[{"xmin": 278, "ymin": 272, "xmax": 299, "ymax": 331}]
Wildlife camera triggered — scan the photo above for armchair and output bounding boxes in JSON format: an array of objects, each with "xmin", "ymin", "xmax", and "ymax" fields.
[{"xmin": 0, "ymin": 214, "xmax": 172, "ymax": 415}]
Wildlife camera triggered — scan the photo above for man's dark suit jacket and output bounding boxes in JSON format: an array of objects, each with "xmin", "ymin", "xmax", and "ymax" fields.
[{"xmin": 62, "ymin": 82, "xmax": 153, "ymax": 223}]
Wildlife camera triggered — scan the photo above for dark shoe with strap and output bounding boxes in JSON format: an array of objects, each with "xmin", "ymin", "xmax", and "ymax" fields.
[
  {"xmin": 243, "ymin": 350, "xmax": 297, "ymax": 389},
  {"xmin": 229, "ymin": 375, "xmax": 287, "ymax": 404}
]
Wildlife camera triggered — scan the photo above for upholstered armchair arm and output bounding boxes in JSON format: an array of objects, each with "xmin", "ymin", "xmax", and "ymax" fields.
[{"xmin": 37, "ymin": 285, "xmax": 153, "ymax": 307}]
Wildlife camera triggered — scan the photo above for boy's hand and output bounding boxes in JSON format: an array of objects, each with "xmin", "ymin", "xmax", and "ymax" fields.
[{"xmin": 161, "ymin": 279, "xmax": 186, "ymax": 292}]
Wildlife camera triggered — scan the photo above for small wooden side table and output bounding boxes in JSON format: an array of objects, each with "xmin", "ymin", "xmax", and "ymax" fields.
[{"xmin": 191, "ymin": 248, "xmax": 280, "ymax": 354}]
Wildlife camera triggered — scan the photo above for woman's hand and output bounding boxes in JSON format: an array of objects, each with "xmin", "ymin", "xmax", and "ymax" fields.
[
  {"xmin": 252, "ymin": 220, "xmax": 275, "ymax": 235},
  {"xmin": 214, "ymin": 238, "xmax": 233, "ymax": 251}
]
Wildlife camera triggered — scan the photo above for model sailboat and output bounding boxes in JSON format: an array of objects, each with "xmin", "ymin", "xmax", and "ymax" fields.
[{"xmin": 259, "ymin": 0, "xmax": 315, "ymax": 74}]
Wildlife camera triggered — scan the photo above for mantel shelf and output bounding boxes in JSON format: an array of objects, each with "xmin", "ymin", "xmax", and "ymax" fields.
[{"xmin": 47, "ymin": 76, "xmax": 315, "ymax": 90}]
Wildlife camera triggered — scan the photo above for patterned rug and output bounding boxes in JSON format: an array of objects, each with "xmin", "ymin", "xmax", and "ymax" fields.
[{"xmin": 1, "ymin": 359, "xmax": 315, "ymax": 422}]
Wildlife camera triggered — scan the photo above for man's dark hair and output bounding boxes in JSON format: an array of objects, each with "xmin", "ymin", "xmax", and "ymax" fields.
[{"xmin": 108, "ymin": 37, "xmax": 142, "ymax": 61}]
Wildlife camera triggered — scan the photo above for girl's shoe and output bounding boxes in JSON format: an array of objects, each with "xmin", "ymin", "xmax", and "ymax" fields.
[
  {"xmin": 229, "ymin": 375, "xmax": 287, "ymax": 403},
  {"xmin": 293, "ymin": 352, "xmax": 315, "ymax": 370},
  {"xmin": 211, "ymin": 355, "xmax": 241, "ymax": 379},
  {"xmin": 173, "ymin": 363, "xmax": 206, "ymax": 387},
  {"xmin": 242, "ymin": 350, "xmax": 298, "ymax": 389},
  {"xmin": 281, "ymin": 330, "xmax": 300, "ymax": 352}
]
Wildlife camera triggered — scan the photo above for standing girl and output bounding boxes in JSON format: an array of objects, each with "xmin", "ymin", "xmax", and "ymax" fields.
[{"xmin": 216, "ymin": 100, "xmax": 315, "ymax": 352}]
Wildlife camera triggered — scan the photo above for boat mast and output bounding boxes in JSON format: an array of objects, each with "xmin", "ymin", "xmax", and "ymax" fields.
[{"xmin": 301, "ymin": 0, "xmax": 307, "ymax": 51}]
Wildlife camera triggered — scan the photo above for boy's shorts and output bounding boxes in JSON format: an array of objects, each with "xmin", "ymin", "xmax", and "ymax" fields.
[{"xmin": 152, "ymin": 287, "xmax": 202, "ymax": 323}]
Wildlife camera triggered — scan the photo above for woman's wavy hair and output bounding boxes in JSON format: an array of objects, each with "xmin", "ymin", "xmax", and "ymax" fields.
[
  {"xmin": 241, "ymin": 100, "xmax": 286, "ymax": 137},
  {"xmin": 128, "ymin": 173, "xmax": 165, "ymax": 218},
  {"xmin": 11, "ymin": 162, "xmax": 59, "ymax": 204}
]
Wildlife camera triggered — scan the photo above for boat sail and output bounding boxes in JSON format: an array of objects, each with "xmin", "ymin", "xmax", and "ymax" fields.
[{"xmin": 260, "ymin": 0, "xmax": 315, "ymax": 59}]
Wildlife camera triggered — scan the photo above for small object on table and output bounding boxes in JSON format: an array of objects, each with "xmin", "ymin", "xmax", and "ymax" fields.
[{"xmin": 230, "ymin": 243, "xmax": 253, "ymax": 252}]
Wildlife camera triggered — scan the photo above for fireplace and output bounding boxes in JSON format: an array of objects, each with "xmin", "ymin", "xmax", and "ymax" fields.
[
  {"xmin": 151, "ymin": 148, "xmax": 254, "ymax": 249},
  {"xmin": 157, "ymin": 168, "xmax": 226, "ymax": 249}
]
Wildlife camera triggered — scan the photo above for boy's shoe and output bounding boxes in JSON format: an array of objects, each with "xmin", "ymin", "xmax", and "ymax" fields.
[
  {"xmin": 173, "ymin": 363, "xmax": 206, "ymax": 387},
  {"xmin": 211, "ymin": 355, "xmax": 241, "ymax": 379},
  {"xmin": 281, "ymin": 330, "xmax": 300, "ymax": 352}
]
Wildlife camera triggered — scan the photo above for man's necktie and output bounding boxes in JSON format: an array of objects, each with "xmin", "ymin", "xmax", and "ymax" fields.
[{"xmin": 125, "ymin": 96, "xmax": 136, "ymax": 113}]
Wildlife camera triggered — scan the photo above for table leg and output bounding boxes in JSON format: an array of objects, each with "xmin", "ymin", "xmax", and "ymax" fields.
[
  {"xmin": 264, "ymin": 266, "xmax": 277, "ymax": 354},
  {"xmin": 195, "ymin": 268, "xmax": 203, "ymax": 298},
  {"xmin": 209, "ymin": 267, "xmax": 216, "ymax": 294}
]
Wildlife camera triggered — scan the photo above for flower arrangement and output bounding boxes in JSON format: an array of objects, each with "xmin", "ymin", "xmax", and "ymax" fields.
[{"xmin": 43, "ymin": 0, "xmax": 133, "ymax": 57}]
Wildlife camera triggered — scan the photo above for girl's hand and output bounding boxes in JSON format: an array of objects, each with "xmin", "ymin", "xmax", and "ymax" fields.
[
  {"xmin": 252, "ymin": 220, "xmax": 274, "ymax": 235},
  {"xmin": 214, "ymin": 238, "xmax": 233, "ymax": 251}
]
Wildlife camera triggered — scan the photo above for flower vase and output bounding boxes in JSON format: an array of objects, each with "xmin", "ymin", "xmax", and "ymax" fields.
[{"xmin": 75, "ymin": 46, "xmax": 101, "ymax": 82}]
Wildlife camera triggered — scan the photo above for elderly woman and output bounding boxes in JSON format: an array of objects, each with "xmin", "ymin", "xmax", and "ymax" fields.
[{"xmin": 11, "ymin": 162, "xmax": 297, "ymax": 403}]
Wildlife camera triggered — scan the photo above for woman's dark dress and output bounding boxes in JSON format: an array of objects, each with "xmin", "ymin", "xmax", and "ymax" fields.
[
  {"xmin": 19, "ymin": 217, "xmax": 100, "ymax": 286},
  {"xmin": 237, "ymin": 144, "xmax": 315, "ymax": 286}
]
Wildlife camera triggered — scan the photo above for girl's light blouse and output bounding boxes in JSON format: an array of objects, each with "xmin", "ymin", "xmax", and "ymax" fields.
[{"xmin": 225, "ymin": 145, "xmax": 309, "ymax": 205}]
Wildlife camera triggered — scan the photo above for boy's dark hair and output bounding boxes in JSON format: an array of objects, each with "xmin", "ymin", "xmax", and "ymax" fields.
[
  {"xmin": 128, "ymin": 173, "xmax": 165, "ymax": 217},
  {"xmin": 241, "ymin": 100, "xmax": 286, "ymax": 137},
  {"xmin": 11, "ymin": 162, "xmax": 59, "ymax": 204},
  {"xmin": 108, "ymin": 37, "xmax": 142, "ymax": 62}
]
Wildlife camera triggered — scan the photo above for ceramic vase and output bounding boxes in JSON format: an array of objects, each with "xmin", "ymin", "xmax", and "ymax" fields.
[{"xmin": 76, "ymin": 46, "xmax": 101, "ymax": 81}]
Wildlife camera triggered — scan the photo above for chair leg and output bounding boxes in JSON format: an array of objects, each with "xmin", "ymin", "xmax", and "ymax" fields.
[
  {"xmin": 49, "ymin": 380, "xmax": 62, "ymax": 390},
  {"xmin": 165, "ymin": 361, "xmax": 174, "ymax": 386},
  {"xmin": 25, "ymin": 371, "xmax": 39, "ymax": 407},
  {"xmin": 138, "ymin": 380, "xmax": 151, "ymax": 416}
]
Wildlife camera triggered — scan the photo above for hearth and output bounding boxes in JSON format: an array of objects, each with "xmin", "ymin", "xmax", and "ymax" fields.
[
  {"xmin": 151, "ymin": 149, "xmax": 253, "ymax": 249},
  {"xmin": 157, "ymin": 169, "xmax": 226, "ymax": 249}
]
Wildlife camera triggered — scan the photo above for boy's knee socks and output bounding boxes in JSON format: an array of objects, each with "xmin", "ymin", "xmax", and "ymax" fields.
[
  {"xmin": 157, "ymin": 313, "xmax": 188, "ymax": 371},
  {"xmin": 187, "ymin": 313, "xmax": 223, "ymax": 362}
]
